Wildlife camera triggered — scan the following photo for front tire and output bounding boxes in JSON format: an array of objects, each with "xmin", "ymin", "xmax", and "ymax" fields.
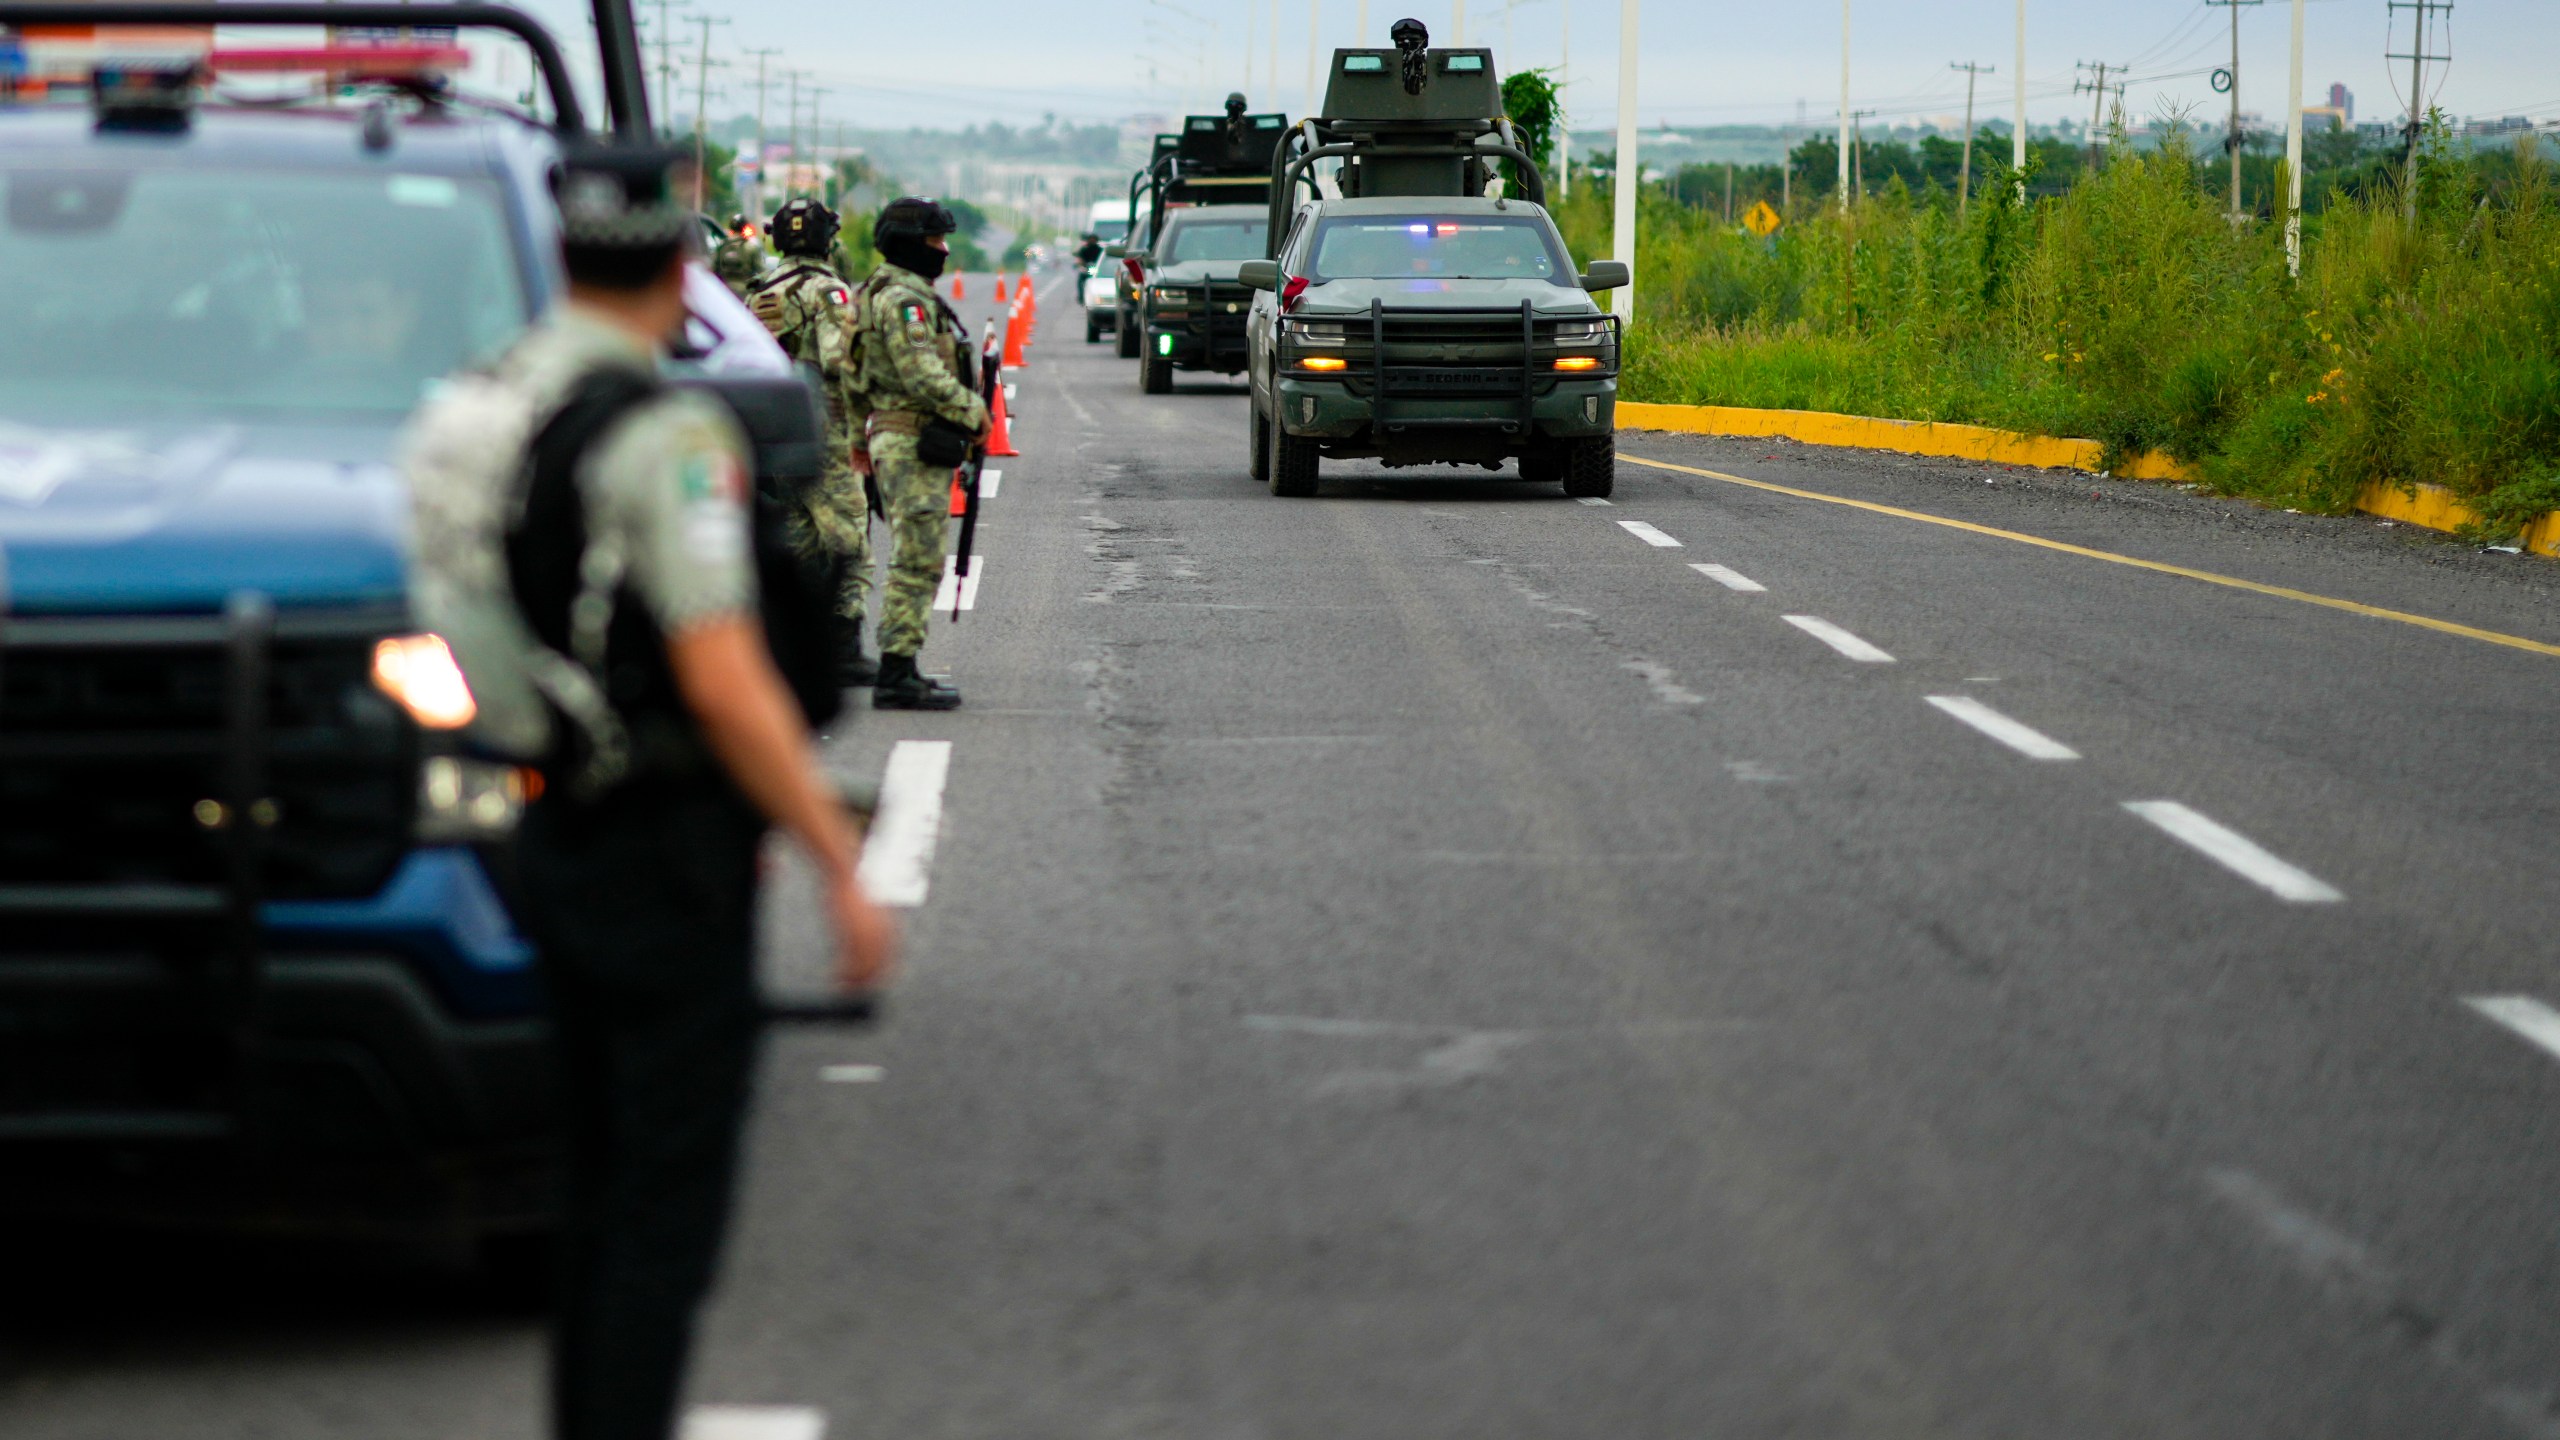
[
  {"xmin": 1140, "ymin": 343, "xmax": 1173, "ymax": 395},
  {"xmin": 1249, "ymin": 401, "xmax": 1272, "ymax": 485},
  {"xmin": 1562, "ymin": 435, "xmax": 1615, "ymax": 498},
  {"xmin": 1268, "ymin": 410, "xmax": 1320, "ymax": 497},
  {"xmin": 1116, "ymin": 317, "xmax": 1140, "ymax": 358},
  {"xmin": 1085, "ymin": 314, "xmax": 1103, "ymax": 343}
]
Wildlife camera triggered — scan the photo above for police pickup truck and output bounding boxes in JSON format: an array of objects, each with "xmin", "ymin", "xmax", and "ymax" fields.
[
  {"xmin": 1239, "ymin": 31, "xmax": 1627, "ymax": 498},
  {"xmin": 0, "ymin": 3, "xmax": 821, "ymax": 1257}
]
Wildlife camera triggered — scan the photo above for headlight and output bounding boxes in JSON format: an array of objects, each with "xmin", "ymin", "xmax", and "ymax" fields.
[
  {"xmin": 373, "ymin": 634, "xmax": 477, "ymax": 729},
  {"xmin": 1549, "ymin": 319, "xmax": 1606, "ymax": 346},
  {"xmin": 1149, "ymin": 285, "xmax": 1196, "ymax": 307},
  {"xmin": 416, "ymin": 755, "xmax": 532, "ymax": 842},
  {"xmin": 1279, "ymin": 318, "xmax": 1348, "ymax": 345}
]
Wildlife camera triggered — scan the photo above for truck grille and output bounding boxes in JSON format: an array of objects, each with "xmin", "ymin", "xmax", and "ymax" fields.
[{"xmin": 0, "ymin": 612, "xmax": 418, "ymax": 907}]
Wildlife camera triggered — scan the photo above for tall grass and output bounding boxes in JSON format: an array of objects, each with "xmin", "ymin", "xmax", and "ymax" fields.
[{"xmin": 1560, "ymin": 127, "xmax": 2560, "ymax": 520}]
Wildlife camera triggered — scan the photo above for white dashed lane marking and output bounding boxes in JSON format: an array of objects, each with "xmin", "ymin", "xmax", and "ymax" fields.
[
  {"xmin": 681, "ymin": 1406, "xmax": 826, "ymax": 1440},
  {"xmin": 932, "ymin": 555, "xmax": 984, "ymax": 612},
  {"xmin": 1782, "ymin": 615, "xmax": 1895, "ymax": 663},
  {"xmin": 2465, "ymin": 996, "xmax": 2560, "ymax": 1067},
  {"xmin": 2122, "ymin": 801, "xmax": 2343, "ymax": 903},
  {"xmin": 857, "ymin": 740, "xmax": 951, "ymax": 908},
  {"xmin": 820, "ymin": 1064, "xmax": 885, "ymax": 1084},
  {"xmin": 1689, "ymin": 563, "xmax": 1765, "ymax": 593},
  {"xmin": 979, "ymin": 468, "xmax": 1001, "ymax": 498},
  {"xmin": 1925, "ymin": 695, "xmax": 2081, "ymax": 761},
  {"xmin": 1575, "ymin": 496, "xmax": 1613, "ymax": 506},
  {"xmin": 1616, "ymin": 519, "xmax": 1682, "ymax": 547}
]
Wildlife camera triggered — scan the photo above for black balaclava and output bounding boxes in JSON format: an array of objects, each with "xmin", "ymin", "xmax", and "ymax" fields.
[{"xmin": 881, "ymin": 233, "xmax": 948, "ymax": 280}]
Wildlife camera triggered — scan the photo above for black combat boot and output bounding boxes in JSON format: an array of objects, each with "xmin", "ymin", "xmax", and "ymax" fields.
[
  {"xmin": 837, "ymin": 630, "xmax": 878, "ymax": 687},
  {"xmin": 872, "ymin": 652, "xmax": 961, "ymax": 710}
]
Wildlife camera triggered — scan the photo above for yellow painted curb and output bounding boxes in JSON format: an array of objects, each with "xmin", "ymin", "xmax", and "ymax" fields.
[
  {"xmin": 2352, "ymin": 479, "xmax": 2560, "ymax": 558},
  {"xmin": 1616, "ymin": 400, "xmax": 2198, "ymax": 482}
]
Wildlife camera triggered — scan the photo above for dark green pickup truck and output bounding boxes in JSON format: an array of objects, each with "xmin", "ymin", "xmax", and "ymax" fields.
[{"xmin": 1238, "ymin": 35, "xmax": 1627, "ymax": 498}]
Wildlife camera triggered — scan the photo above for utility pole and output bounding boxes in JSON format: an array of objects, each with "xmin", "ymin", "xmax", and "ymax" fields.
[
  {"xmin": 2074, "ymin": 61, "xmax": 2118, "ymax": 172},
  {"xmin": 1724, "ymin": 160, "xmax": 1734, "ymax": 221},
  {"xmin": 1268, "ymin": 0, "xmax": 1279, "ymax": 103},
  {"xmin": 690, "ymin": 14, "xmax": 727, "ymax": 209},
  {"xmin": 2283, "ymin": 0, "xmax": 2304, "ymax": 273},
  {"xmin": 1557, "ymin": 0, "xmax": 1571, "ymax": 197},
  {"xmin": 2012, "ymin": 0, "xmax": 2026, "ymax": 198},
  {"xmin": 649, "ymin": 0, "xmax": 683, "ymax": 136},
  {"xmin": 1305, "ymin": 0, "xmax": 1319, "ymax": 120},
  {"xmin": 2387, "ymin": 0, "xmax": 2452, "ymax": 221},
  {"xmin": 744, "ymin": 47, "xmax": 779, "ymax": 218},
  {"xmin": 2206, "ymin": 0, "xmax": 2263, "ymax": 224},
  {"xmin": 1454, "ymin": 0, "xmax": 1465, "ymax": 44},
  {"xmin": 1612, "ymin": 0, "xmax": 1639, "ymax": 324},
  {"xmin": 1836, "ymin": 0, "xmax": 1850, "ymax": 210},
  {"xmin": 809, "ymin": 87, "xmax": 827, "ymax": 201},
  {"xmin": 785, "ymin": 70, "xmax": 800, "ymax": 199},
  {"xmin": 1950, "ymin": 60, "xmax": 1990, "ymax": 214},
  {"xmin": 1851, "ymin": 108, "xmax": 1872, "ymax": 197}
]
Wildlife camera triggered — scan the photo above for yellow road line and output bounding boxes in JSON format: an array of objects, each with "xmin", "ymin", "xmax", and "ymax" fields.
[{"xmin": 1618, "ymin": 451, "xmax": 2560, "ymax": 660}]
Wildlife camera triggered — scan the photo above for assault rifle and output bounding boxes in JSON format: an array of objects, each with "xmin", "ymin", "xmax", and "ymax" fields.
[{"xmin": 950, "ymin": 324, "xmax": 998, "ymax": 621}]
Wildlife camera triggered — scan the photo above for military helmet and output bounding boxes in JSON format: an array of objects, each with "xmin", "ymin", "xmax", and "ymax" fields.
[
  {"xmin": 727, "ymin": 211, "xmax": 748, "ymax": 231},
  {"xmin": 769, "ymin": 196, "xmax": 840, "ymax": 255},
  {"xmin": 874, "ymin": 196, "xmax": 959, "ymax": 243}
]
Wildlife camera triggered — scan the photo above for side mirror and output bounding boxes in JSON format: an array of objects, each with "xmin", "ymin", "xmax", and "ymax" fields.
[
  {"xmin": 1106, "ymin": 244, "xmax": 1129, "ymax": 260},
  {"xmin": 1579, "ymin": 261, "xmax": 1631, "ymax": 292},
  {"xmin": 1237, "ymin": 259, "xmax": 1280, "ymax": 292}
]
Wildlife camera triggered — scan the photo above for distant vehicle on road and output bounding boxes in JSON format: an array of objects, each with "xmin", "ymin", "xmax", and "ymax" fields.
[
  {"xmin": 1241, "ymin": 38, "xmax": 1625, "ymax": 497},
  {"xmin": 1132, "ymin": 204, "xmax": 1268, "ymax": 391}
]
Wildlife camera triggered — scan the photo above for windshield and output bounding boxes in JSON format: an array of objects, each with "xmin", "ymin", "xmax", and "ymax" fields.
[
  {"xmin": 0, "ymin": 166, "xmax": 528, "ymax": 422},
  {"xmin": 1159, "ymin": 217, "xmax": 1268, "ymax": 264},
  {"xmin": 1307, "ymin": 215, "xmax": 1570, "ymax": 282}
]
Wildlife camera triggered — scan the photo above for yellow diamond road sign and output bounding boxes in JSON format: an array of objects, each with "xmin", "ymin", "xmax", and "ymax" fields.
[{"xmin": 1743, "ymin": 200, "xmax": 1783, "ymax": 237}]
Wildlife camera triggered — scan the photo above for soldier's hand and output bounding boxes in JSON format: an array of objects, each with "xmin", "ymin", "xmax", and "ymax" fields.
[{"xmin": 829, "ymin": 872, "xmax": 899, "ymax": 993}]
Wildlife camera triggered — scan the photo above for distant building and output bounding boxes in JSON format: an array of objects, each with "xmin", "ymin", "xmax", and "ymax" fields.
[{"xmin": 2327, "ymin": 83, "xmax": 2354, "ymax": 122}]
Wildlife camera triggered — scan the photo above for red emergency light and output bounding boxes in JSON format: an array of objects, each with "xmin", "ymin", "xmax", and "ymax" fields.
[{"xmin": 206, "ymin": 44, "xmax": 468, "ymax": 77}]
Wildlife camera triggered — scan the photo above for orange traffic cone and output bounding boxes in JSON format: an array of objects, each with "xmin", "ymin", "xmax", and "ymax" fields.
[
  {"xmin": 1002, "ymin": 303, "xmax": 1028, "ymax": 369},
  {"xmin": 994, "ymin": 275, "xmax": 1008, "ymax": 302},
  {"xmin": 1023, "ymin": 275, "xmax": 1037, "ymax": 315},
  {"xmin": 948, "ymin": 470, "xmax": 968, "ymax": 517},
  {"xmin": 951, "ymin": 274, "xmax": 965, "ymax": 300},
  {"xmin": 985, "ymin": 375, "xmax": 1019, "ymax": 457}
]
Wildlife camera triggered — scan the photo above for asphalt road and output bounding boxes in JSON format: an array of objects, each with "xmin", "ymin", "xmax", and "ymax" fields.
[{"xmin": 9, "ymin": 268, "xmax": 2560, "ymax": 1439}]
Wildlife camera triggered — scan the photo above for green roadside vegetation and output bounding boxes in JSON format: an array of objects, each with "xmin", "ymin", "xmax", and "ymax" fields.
[{"xmin": 1549, "ymin": 118, "xmax": 2560, "ymax": 529}]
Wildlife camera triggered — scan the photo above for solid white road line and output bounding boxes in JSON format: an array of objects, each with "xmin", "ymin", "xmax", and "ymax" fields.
[
  {"xmin": 1782, "ymin": 615, "xmax": 1895, "ymax": 663},
  {"xmin": 931, "ymin": 555, "xmax": 984, "ymax": 612},
  {"xmin": 1689, "ymin": 562, "xmax": 1766, "ymax": 593},
  {"xmin": 1575, "ymin": 496, "xmax": 1614, "ymax": 506},
  {"xmin": 2465, "ymin": 996, "xmax": 2560, "ymax": 1067},
  {"xmin": 1617, "ymin": 519, "xmax": 1682, "ymax": 547},
  {"xmin": 2122, "ymin": 801, "xmax": 2343, "ymax": 903},
  {"xmin": 858, "ymin": 740, "xmax": 951, "ymax": 908},
  {"xmin": 681, "ymin": 1406, "xmax": 826, "ymax": 1440},
  {"xmin": 980, "ymin": 468, "xmax": 1001, "ymax": 498},
  {"xmin": 1925, "ymin": 695, "xmax": 2081, "ymax": 760}
]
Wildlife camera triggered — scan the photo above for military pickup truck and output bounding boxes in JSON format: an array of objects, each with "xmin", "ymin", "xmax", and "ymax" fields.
[
  {"xmin": 0, "ymin": 1, "xmax": 823, "ymax": 1260},
  {"xmin": 1238, "ymin": 33, "xmax": 1627, "ymax": 498}
]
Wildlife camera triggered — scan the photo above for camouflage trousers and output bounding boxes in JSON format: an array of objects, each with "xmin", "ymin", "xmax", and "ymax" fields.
[
  {"xmin": 786, "ymin": 435, "xmax": 872, "ymax": 629},
  {"xmin": 869, "ymin": 431, "xmax": 952, "ymax": 660}
]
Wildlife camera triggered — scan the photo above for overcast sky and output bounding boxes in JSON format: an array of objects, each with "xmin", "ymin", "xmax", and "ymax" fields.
[{"xmin": 498, "ymin": 0, "xmax": 2559, "ymax": 137}]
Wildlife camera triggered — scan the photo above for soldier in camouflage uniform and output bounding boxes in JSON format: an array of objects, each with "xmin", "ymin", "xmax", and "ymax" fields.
[
  {"xmin": 709, "ymin": 213, "xmax": 764, "ymax": 297},
  {"xmin": 746, "ymin": 197, "xmax": 876, "ymax": 685},
  {"xmin": 846, "ymin": 196, "xmax": 984, "ymax": 710}
]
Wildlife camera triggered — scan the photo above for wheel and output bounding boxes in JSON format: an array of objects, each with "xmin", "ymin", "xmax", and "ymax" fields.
[
  {"xmin": 1085, "ymin": 314, "xmax": 1103, "ymax": 343},
  {"xmin": 1249, "ymin": 401, "xmax": 1272, "ymax": 484},
  {"xmin": 1267, "ymin": 411, "xmax": 1320, "ymax": 497},
  {"xmin": 1519, "ymin": 447, "xmax": 1563, "ymax": 484},
  {"xmin": 1561, "ymin": 435, "xmax": 1615, "ymax": 498},
  {"xmin": 1116, "ymin": 316, "xmax": 1140, "ymax": 358},
  {"xmin": 1140, "ymin": 344, "xmax": 1173, "ymax": 395}
]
